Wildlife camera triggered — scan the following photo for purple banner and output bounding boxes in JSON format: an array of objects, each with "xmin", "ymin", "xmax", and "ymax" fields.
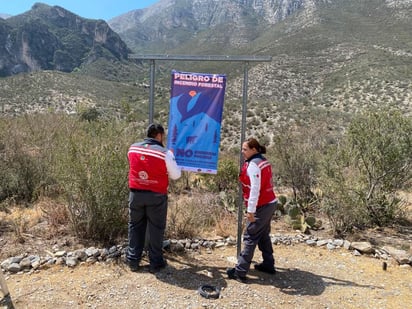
[{"xmin": 167, "ymin": 70, "xmax": 226, "ymax": 174}]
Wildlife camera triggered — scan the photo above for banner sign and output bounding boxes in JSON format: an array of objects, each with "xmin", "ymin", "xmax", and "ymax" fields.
[{"xmin": 167, "ymin": 70, "xmax": 226, "ymax": 174}]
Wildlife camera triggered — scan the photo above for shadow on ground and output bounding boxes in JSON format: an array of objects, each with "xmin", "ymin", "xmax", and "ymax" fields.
[{"xmin": 137, "ymin": 253, "xmax": 382, "ymax": 297}]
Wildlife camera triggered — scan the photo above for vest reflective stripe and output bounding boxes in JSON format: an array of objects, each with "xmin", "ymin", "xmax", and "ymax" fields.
[
  {"xmin": 128, "ymin": 146, "xmax": 166, "ymax": 161},
  {"xmin": 258, "ymin": 160, "xmax": 271, "ymax": 169}
]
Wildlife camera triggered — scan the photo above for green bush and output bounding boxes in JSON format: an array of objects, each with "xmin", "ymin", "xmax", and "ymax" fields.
[
  {"xmin": 271, "ymin": 126, "xmax": 328, "ymax": 209},
  {"xmin": 320, "ymin": 108, "xmax": 412, "ymax": 234},
  {"xmin": 0, "ymin": 115, "xmax": 57, "ymax": 204},
  {"xmin": 201, "ymin": 156, "xmax": 239, "ymax": 211},
  {"xmin": 52, "ymin": 119, "xmax": 130, "ymax": 243},
  {"xmin": 2, "ymin": 108, "xmax": 410, "ymax": 242},
  {"xmin": 0, "ymin": 114, "xmax": 135, "ymax": 244}
]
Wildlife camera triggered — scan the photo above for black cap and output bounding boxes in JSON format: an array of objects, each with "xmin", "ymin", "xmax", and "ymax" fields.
[{"xmin": 147, "ymin": 123, "xmax": 165, "ymax": 138}]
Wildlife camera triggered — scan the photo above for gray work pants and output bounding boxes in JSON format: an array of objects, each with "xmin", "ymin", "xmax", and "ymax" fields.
[
  {"xmin": 127, "ymin": 190, "xmax": 168, "ymax": 267},
  {"xmin": 235, "ymin": 202, "xmax": 276, "ymax": 276}
]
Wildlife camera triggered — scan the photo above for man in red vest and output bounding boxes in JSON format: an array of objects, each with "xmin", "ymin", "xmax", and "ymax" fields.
[{"xmin": 126, "ymin": 123, "xmax": 181, "ymax": 273}]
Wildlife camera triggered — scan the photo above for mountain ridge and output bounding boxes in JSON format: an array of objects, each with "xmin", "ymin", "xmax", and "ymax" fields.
[
  {"xmin": 0, "ymin": 2, "xmax": 130, "ymax": 77},
  {"xmin": 108, "ymin": 0, "xmax": 310, "ymax": 53},
  {"xmin": 0, "ymin": 0, "xmax": 411, "ymax": 141}
]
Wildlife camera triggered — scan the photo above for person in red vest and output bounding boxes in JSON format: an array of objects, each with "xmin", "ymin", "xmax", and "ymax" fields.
[
  {"xmin": 227, "ymin": 137, "xmax": 278, "ymax": 283},
  {"xmin": 126, "ymin": 123, "xmax": 181, "ymax": 273}
]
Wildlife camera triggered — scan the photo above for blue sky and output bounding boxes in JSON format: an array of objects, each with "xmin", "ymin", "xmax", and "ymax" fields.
[{"xmin": 0, "ymin": 0, "xmax": 159, "ymax": 20}]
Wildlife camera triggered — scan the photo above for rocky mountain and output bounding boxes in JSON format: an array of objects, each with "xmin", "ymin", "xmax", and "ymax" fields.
[
  {"xmin": 107, "ymin": 0, "xmax": 411, "ymax": 124},
  {"xmin": 108, "ymin": 0, "xmax": 411, "ymax": 55},
  {"xmin": 0, "ymin": 3, "xmax": 130, "ymax": 77},
  {"xmin": 0, "ymin": 0, "xmax": 411, "ymax": 138},
  {"xmin": 108, "ymin": 0, "xmax": 309, "ymax": 53},
  {"xmin": 0, "ymin": 14, "xmax": 11, "ymax": 19}
]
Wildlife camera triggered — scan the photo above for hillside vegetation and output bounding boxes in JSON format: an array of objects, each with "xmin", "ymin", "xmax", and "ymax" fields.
[
  {"xmin": 0, "ymin": 0, "xmax": 411, "ymax": 244},
  {"xmin": 0, "ymin": 1, "xmax": 410, "ymax": 143}
]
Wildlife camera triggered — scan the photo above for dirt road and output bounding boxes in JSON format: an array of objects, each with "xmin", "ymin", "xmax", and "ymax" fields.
[{"xmin": 3, "ymin": 244, "xmax": 412, "ymax": 309}]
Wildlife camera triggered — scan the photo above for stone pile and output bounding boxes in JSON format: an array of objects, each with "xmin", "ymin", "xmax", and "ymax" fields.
[{"xmin": 1, "ymin": 234, "xmax": 411, "ymax": 275}]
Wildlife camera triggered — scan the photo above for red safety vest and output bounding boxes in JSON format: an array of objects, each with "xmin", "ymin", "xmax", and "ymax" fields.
[
  {"xmin": 239, "ymin": 156, "xmax": 276, "ymax": 208},
  {"xmin": 128, "ymin": 141, "xmax": 169, "ymax": 194}
]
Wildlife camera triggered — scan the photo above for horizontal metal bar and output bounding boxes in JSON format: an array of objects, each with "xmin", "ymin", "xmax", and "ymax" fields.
[{"xmin": 129, "ymin": 54, "xmax": 272, "ymax": 62}]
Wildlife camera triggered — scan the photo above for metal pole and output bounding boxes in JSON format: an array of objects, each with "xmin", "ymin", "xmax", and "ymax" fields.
[
  {"xmin": 149, "ymin": 59, "xmax": 156, "ymax": 124},
  {"xmin": 129, "ymin": 55, "xmax": 272, "ymax": 126},
  {"xmin": 237, "ymin": 61, "xmax": 249, "ymax": 257},
  {"xmin": 129, "ymin": 55, "xmax": 272, "ymax": 256}
]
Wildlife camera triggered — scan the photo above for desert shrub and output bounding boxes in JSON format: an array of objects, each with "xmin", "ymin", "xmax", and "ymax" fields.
[
  {"xmin": 168, "ymin": 171, "xmax": 196, "ymax": 193},
  {"xmin": 200, "ymin": 156, "xmax": 239, "ymax": 212},
  {"xmin": 79, "ymin": 107, "xmax": 101, "ymax": 122},
  {"xmin": 7, "ymin": 205, "xmax": 43, "ymax": 243},
  {"xmin": 320, "ymin": 109, "xmax": 412, "ymax": 234},
  {"xmin": 37, "ymin": 197, "xmax": 70, "ymax": 236},
  {"xmin": 166, "ymin": 156, "xmax": 240, "ymax": 238},
  {"xmin": 166, "ymin": 191, "xmax": 234, "ymax": 239},
  {"xmin": 0, "ymin": 114, "xmax": 139, "ymax": 243},
  {"xmin": 0, "ymin": 139, "xmax": 42, "ymax": 202},
  {"xmin": 52, "ymin": 118, "xmax": 130, "ymax": 243},
  {"xmin": 0, "ymin": 115, "xmax": 58, "ymax": 204},
  {"xmin": 270, "ymin": 126, "xmax": 328, "ymax": 210}
]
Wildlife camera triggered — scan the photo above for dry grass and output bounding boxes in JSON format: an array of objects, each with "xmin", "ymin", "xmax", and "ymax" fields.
[
  {"xmin": 0, "ymin": 198, "xmax": 70, "ymax": 243},
  {"xmin": 167, "ymin": 191, "xmax": 238, "ymax": 239},
  {"xmin": 36, "ymin": 197, "xmax": 70, "ymax": 235},
  {"xmin": 0, "ymin": 205, "xmax": 43, "ymax": 243}
]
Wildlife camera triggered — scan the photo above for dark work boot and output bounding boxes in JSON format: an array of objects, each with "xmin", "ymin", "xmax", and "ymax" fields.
[
  {"xmin": 254, "ymin": 263, "xmax": 276, "ymax": 274},
  {"xmin": 226, "ymin": 267, "xmax": 247, "ymax": 283}
]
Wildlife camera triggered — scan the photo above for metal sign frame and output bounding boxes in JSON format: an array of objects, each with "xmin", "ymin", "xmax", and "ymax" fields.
[{"xmin": 130, "ymin": 54, "xmax": 272, "ymax": 256}]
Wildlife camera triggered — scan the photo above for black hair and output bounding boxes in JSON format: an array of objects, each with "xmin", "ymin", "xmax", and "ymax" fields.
[{"xmin": 147, "ymin": 123, "xmax": 165, "ymax": 138}]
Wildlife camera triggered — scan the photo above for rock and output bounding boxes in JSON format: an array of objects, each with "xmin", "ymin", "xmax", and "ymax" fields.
[
  {"xmin": 316, "ymin": 239, "xmax": 329, "ymax": 247},
  {"xmin": 170, "ymin": 242, "xmax": 185, "ymax": 252},
  {"xmin": 74, "ymin": 249, "xmax": 87, "ymax": 261},
  {"xmin": 19, "ymin": 257, "xmax": 32, "ymax": 270},
  {"xmin": 226, "ymin": 236, "xmax": 237, "ymax": 245},
  {"xmin": 7, "ymin": 263, "xmax": 21, "ymax": 273},
  {"xmin": 162, "ymin": 240, "xmax": 171, "ymax": 249},
  {"xmin": 332, "ymin": 239, "xmax": 344, "ymax": 247},
  {"xmin": 85, "ymin": 247, "xmax": 100, "ymax": 258},
  {"xmin": 1, "ymin": 259, "xmax": 10, "ymax": 270},
  {"xmin": 353, "ymin": 250, "xmax": 362, "ymax": 256},
  {"xmin": 31, "ymin": 259, "xmax": 41, "ymax": 270},
  {"xmin": 351, "ymin": 242, "xmax": 374, "ymax": 254},
  {"xmin": 55, "ymin": 251, "xmax": 67, "ymax": 257},
  {"xmin": 100, "ymin": 248, "xmax": 109, "ymax": 259},
  {"xmin": 343, "ymin": 240, "xmax": 351, "ymax": 250},
  {"xmin": 306, "ymin": 239, "xmax": 317, "ymax": 246},
  {"xmin": 1, "ymin": 234, "xmax": 410, "ymax": 275},
  {"xmin": 66, "ymin": 257, "xmax": 78, "ymax": 267},
  {"xmin": 9, "ymin": 256, "xmax": 23, "ymax": 264},
  {"xmin": 326, "ymin": 243, "xmax": 336, "ymax": 250},
  {"xmin": 382, "ymin": 246, "xmax": 411, "ymax": 265}
]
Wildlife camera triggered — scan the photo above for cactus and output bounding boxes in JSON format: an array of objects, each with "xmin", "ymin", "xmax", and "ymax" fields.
[
  {"xmin": 276, "ymin": 195, "xmax": 287, "ymax": 214},
  {"xmin": 288, "ymin": 204, "xmax": 300, "ymax": 217},
  {"xmin": 283, "ymin": 197, "xmax": 322, "ymax": 233},
  {"xmin": 278, "ymin": 195, "xmax": 287, "ymax": 206},
  {"xmin": 305, "ymin": 216, "xmax": 316, "ymax": 227},
  {"xmin": 305, "ymin": 216, "xmax": 322, "ymax": 230}
]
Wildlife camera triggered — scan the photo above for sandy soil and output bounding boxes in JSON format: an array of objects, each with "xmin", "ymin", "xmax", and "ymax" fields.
[{"xmin": 2, "ymin": 243, "xmax": 412, "ymax": 309}]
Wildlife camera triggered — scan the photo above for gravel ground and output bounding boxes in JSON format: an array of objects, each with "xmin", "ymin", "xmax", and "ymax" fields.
[{"xmin": 3, "ymin": 243, "xmax": 412, "ymax": 309}]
